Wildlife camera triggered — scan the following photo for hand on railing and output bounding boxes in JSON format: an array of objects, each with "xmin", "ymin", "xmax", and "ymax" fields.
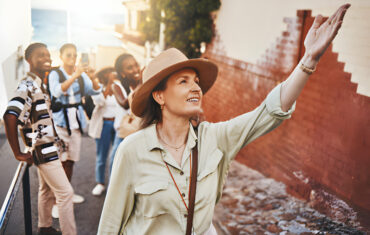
[{"xmin": 15, "ymin": 152, "xmax": 33, "ymax": 166}]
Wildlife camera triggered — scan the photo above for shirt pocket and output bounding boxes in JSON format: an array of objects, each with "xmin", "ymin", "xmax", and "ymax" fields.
[
  {"xmin": 198, "ymin": 148, "xmax": 223, "ymax": 181},
  {"xmin": 196, "ymin": 148, "xmax": 224, "ymax": 207},
  {"xmin": 134, "ymin": 181, "xmax": 169, "ymax": 218}
]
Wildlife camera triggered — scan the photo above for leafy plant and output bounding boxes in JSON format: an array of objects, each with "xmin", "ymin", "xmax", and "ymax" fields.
[{"xmin": 139, "ymin": 0, "xmax": 221, "ymax": 58}]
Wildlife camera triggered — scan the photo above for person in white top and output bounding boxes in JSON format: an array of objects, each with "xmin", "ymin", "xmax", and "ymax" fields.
[
  {"xmin": 109, "ymin": 53, "xmax": 142, "ymax": 172},
  {"xmin": 88, "ymin": 67, "xmax": 120, "ymax": 195}
]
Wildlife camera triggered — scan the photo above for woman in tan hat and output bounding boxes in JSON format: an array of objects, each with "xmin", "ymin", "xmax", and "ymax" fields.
[{"xmin": 98, "ymin": 4, "xmax": 350, "ymax": 235}]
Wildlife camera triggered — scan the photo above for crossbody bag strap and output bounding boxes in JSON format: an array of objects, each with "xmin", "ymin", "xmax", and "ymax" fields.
[{"xmin": 186, "ymin": 138, "xmax": 198, "ymax": 235}]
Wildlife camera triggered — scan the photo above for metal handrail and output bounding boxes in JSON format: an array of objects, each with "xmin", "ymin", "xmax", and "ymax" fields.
[{"xmin": 0, "ymin": 161, "xmax": 32, "ymax": 235}]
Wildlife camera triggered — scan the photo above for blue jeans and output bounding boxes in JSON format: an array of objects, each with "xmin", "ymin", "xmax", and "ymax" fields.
[
  {"xmin": 109, "ymin": 134, "xmax": 123, "ymax": 175},
  {"xmin": 95, "ymin": 120, "xmax": 115, "ymax": 184}
]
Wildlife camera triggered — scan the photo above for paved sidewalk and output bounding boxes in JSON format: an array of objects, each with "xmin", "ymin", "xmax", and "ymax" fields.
[{"xmin": 1, "ymin": 130, "xmax": 105, "ymax": 235}]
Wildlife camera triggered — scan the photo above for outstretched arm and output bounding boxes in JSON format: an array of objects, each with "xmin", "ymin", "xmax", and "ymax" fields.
[{"xmin": 281, "ymin": 4, "xmax": 350, "ymax": 111}]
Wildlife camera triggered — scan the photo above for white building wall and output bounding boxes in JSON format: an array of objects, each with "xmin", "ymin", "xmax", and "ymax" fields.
[
  {"xmin": 215, "ymin": 0, "xmax": 370, "ymax": 96},
  {"xmin": 0, "ymin": 0, "xmax": 32, "ymax": 117},
  {"xmin": 95, "ymin": 46, "xmax": 125, "ymax": 71}
]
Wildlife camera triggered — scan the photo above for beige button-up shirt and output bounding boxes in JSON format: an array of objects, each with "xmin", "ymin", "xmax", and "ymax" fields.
[{"xmin": 98, "ymin": 83, "xmax": 295, "ymax": 235}]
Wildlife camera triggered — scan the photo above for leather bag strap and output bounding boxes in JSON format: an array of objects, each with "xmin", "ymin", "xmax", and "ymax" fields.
[{"xmin": 186, "ymin": 139, "xmax": 198, "ymax": 235}]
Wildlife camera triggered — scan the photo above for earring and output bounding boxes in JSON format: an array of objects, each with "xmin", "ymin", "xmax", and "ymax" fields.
[{"xmin": 160, "ymin": 104, "xmax": 164, "ymax": 110}]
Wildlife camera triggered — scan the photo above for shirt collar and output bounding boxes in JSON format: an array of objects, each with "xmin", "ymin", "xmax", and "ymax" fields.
[
  {"xmin": 27, "ymin": 72, "xmax": 43, "ymax": 88},
  {"xmin": 188, "ymin": 122, "xmax": 198, "ymax": 148},
  {"xmin": 145, "ymin": 123, "xmax": 162, "ymax": 151}
]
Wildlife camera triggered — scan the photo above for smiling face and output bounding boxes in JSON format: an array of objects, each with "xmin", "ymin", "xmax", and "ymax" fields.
[
  {"xmin": 153, "ymin": 68, "xmax": 203, "ymax": 119},
  {"xmin": 60, "ymin": 46, "xmax": 77, "ymax": 67},
  {"xmin": 120, "ymin": 56, "xmax": 140, "ymax": 82},
  {"xmin": 28, "ymin": 46, "xmax": 51, "ymax": 74}
]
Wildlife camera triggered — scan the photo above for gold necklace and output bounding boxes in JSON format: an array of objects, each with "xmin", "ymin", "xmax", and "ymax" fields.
[{"xmin": 158, "ymin": 132, "xmax": 186, "ymax": 151}]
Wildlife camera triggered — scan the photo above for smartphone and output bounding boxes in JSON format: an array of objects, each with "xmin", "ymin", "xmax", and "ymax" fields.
[{"xmin": 81, "ymin": 53, "xmax": 89, "ymax": 66}]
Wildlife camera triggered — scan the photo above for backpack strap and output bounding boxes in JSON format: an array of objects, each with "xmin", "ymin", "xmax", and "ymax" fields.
[
  {"xmin": 55, "ymin": 68, "xmax": 67, "ymax": 83},
  {"xmin": 46, "ymin": 67, "xmax": 65, "ymax": 96},
  {"xmin": 77, "ymin": 76, "xmax": 85, "ymax": 96},
  {"xmin": 54, "ymin": 68, "xmax": 84, "ymax": 136}
]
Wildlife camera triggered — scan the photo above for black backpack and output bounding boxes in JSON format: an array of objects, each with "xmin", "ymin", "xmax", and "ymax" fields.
[
  {"xmin": 46, "ymin": 68, "xmax": 96, "ymax": 135},
  {"xmin": 46, "ymin": 67, "xmax": 95, "ymax": 119}
]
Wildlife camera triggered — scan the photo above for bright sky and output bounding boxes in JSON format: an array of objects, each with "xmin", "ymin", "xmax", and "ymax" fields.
[{"xmin": 31, "ymin": 0, "xmax": 126, "ymax": 14}]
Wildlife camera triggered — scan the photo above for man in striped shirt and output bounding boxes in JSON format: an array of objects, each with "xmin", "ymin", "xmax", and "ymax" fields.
[{"xmin": 3, "ymin": 43, "xmax": 76, "ymax": 235}]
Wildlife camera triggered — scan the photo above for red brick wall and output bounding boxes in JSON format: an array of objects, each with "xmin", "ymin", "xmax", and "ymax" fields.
[{"xmin": 202, "ymin": 10, "xmax": 370, "ymax": 224}]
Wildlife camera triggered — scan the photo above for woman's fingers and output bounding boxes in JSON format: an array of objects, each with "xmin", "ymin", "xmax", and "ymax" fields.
[
  {"xmin": 312, "ymin": 14, "xmax": 324, "ymax": 29},
  {"xmin": 326, "ymin": 5, "xmax": 342, "ymax": 26},
  {"xmin": 328, "ymin": 5, "xmax": 350, "ymax": 39},
  {"xmin": 329, "ymin": 20, "xmax": 343, "ymax": 42},
  {"xmin": 328, "ymin": 4, "xmax": 350, "ymax": 26},
  {"xmin": 332, "ymin": 6, "xmax": 346, "ymax": 25},
  {"xmin": 318, "ymin": 4, "xmax": 349, "ymax": 44},
  {"xmin": 304, "ymin": 4, "xmax": 350, "ymax": 61},
  {"xmin": 337, "ymin": 4, "xmax": 350, "ymax": 22}
]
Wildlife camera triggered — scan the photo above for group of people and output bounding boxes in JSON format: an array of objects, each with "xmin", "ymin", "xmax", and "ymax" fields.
[
  {"xmin": 88, "ymin": 53, "xmax": 142, "ymax": 196},
  {"xmin": 3, "ymin": 42, "xmax": 143, "ymax": 235},
  {"xmin": 3, "ymin": 4, "xmax": 350, "ymax": 235}
]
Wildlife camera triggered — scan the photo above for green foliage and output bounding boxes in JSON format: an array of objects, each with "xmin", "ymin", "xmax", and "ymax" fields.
[{"xmin": 139, "ymin": 0, "xmax": 221, "ymax": 58}]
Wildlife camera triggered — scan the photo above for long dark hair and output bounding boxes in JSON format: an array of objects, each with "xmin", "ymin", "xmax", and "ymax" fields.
[
  {"xmin": 95, "ymin": 67, "xmax": 115, "ymax": 86},
  {"xmin": 114, "ymin": 53, "xmax": 134, "ymax": 95},
  {"xmin": 140, "ymin": 76, "xmax": 169, "ymax": 129}
]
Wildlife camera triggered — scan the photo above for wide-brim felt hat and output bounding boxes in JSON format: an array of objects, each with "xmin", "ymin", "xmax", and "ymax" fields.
[{"xmin": 131, "ymin": 48, "xmax": 218, "ymax": 117}]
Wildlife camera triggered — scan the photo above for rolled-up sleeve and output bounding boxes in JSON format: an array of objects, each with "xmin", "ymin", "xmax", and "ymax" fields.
[
  {"xmin": 210, "ymin": 82, "xmax": 295, "ymax": 162},
  {"xmin": 97, "ymin": 140, "xmax": 135, "ymax": 234},
  {"xmin": 265, "ymin": 82, "xmax": 295, "ymax": 119}
]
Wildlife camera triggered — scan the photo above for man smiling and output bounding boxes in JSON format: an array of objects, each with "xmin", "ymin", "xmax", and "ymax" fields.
[{"xmin": 3, "ymin": 43, "xmax": 77, "ymax": 235}]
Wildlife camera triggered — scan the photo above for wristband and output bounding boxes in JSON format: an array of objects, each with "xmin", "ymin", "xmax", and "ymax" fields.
[{"xmin": 300, "ymin": 62, "xmax": 316, "ymax": 75}]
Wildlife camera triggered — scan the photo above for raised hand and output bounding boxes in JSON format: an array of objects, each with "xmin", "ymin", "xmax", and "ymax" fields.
[
  {"xmin": 280, "ymin": 4, "xmax": 351, "ymax": 112},
  {"xmin": 86, "ymin": 67, "xmax": 96, "ymax": 81},
  {"xmin": 74, "ymin": 63, "xmax": 86, "ymax": 78},
  {"xmin": 304, "ymin": 4, "xmax": 351, "ymax": 62}
]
